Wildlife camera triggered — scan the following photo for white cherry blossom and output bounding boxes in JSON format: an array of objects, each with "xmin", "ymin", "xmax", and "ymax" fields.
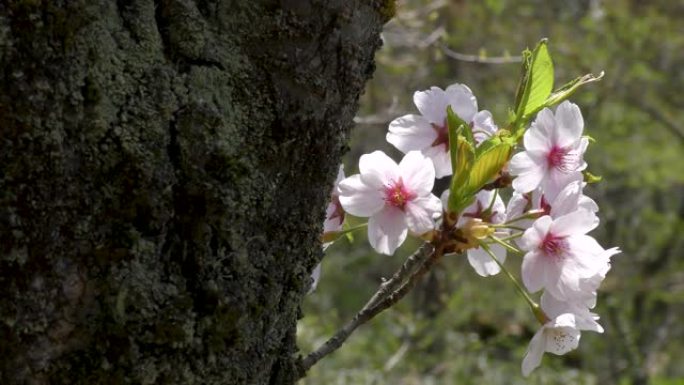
[
  {"xmin": 311, "ymin": 165, "xmax": 346, "ymax": 294},
  {"xmin": 505, "ymin": 178, "xmax": 598, "ymax": 230},
  {"xmin": 509, "ymin": 101, "xmax": 589, "ymax": 199},
  {"xmin": 323, "ymin": 165, "xmax": 346, "ymax": 236},
  {"xmin": 338, "ymin": 151, "xmax": 441, "ymax": 255},
  {"xmin": 522, "ymin": 313, "xmax": 581, "ymax": 377},
  {"xmin": 387, "ymin": 84, "xmax": 497, "ymax": 178},
  {"xmin": 522, "ymin": 291, "xmax": 609, "ymax": 376},
  {"xmin": 518, "ymin": 210, "xmax": 611, "ymax": 301},
  {"xmin": 541, "ymin": 291, "xmax": 603, "ymax": 333}
]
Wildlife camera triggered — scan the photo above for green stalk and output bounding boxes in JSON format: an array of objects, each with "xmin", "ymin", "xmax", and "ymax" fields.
[{"xmin": 480, "ymin": 242, "xmax": 545, "ymax": 323}]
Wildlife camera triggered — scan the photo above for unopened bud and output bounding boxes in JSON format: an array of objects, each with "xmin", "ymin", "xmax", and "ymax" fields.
[{"xmin": 464, "ymin": 218, "xmax": 494, "ymax": 240}]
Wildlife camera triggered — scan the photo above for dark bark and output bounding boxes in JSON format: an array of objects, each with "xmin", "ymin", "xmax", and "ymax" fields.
[{"xmin": 0, "ymin": 1, "xmax": 391, "ymax": 383}]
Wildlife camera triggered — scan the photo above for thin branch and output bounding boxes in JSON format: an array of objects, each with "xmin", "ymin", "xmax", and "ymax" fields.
[
  {"xmin": 365, "ymin": 243, "xmax": 434, "ymax": 310},
  {"xmin": 298, "ymin": 243, "xmax": 442, "ymax": 376},
  {"xmin": 439, "ymin": 42, "xmax": 523, "ymax": 64}
]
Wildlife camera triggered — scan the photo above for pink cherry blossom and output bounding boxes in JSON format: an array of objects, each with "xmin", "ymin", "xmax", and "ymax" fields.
[
  {"xmin": 575, "ymin": 246, "xmax": 620, "ymax": 308},
  {"xmin": 521, "ymin": 313, "xmax": 581, "ymax": 377},
  {"xmin": 442, "ymin": 189, "xmax": 507, "ymax": 276},
  {"xmin": 386, "ymin": 84, "xmax": 497, "ymax": 178},
  {"xmin": 323, "ymin": 165, "xmax": 346, "ymax": 236},
  {"xmin": 338, "ymin": 151, "xmax": 441, "ymax": 255},
  {"xmin": 311, "ymin": 165, "xmax": 347, "ymax": 294},
  {"xmin": 505, "ymin": 178, "xmax": 598, "ymax": 230},
  {"xmin": 509, "ymin": 101, "xmax": 589, "ymax": 199},
  {"xmin": 540, "ymin": 291, "xmax": 603, "ymax": 333},
  {"xmin": 518, "ymin": 210, "xmax": 611, "ymax": 302},
  {"xmin": 522, "ymin": 291, "xmax": 610, "ymax": 376}
]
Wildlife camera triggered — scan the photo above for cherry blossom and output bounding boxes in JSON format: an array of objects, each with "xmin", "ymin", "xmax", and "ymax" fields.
[
  {"xmin": 521, "ymin": 313, "xmax": 581, "ymax": 377},
  {"xmin": 541, "ymin": 291, "xmax": 603, "ymax": 333},
  {"xmin": 338, "ymin": 151, "xmax": 441, "ymax": 255},
  {"xmin": 522, "ymin": 291, "xmax": 608, "ymax": 376},
  {"xmin": 323, "ymin": 165, "xmax": 346, "ymax": 237},
  {"xmin": 442, "ymin": 189, "xmax": 507, "ymax": 276},
  {"xmin": 575, "ymin": 246, "xmax": 621, "ymax": 308},
  {"xmin": 509, "ymin": 101, "xmax": 589, "ymax": 199},
  {"xmin": 311, "ymin": 165, "xmax": 346, "ymax": 294},
  {"xmin": 518, "ymin": 210, "xmax": 611, "ymax": 302},
  {"xmin": 505, "ymin": 178, "xmax": 598, "ymax": 230},
  {"xmin": 386, "ymin": 84, "xmax": 497, "ymax": 178}
]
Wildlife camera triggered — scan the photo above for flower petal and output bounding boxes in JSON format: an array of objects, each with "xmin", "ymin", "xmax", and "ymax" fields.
[
  {"xmin": 522, "ymin": 329, "xmax": 545, "ymax": 377},
  {"xmin": 399, "ymin": 151, "xmax": 435, "ymax": 196},
  {"xmin": 323, "ymin": 202, "xmax": 344, "ymax": 233},
  {"xmin": 524, "ymin": 120, "xmax": 552, "ymax": 153},
  {"xmin": 359, "ymin": 151, "xmax": 400, "ymax": 190},
  {"xmin": 338, "ymin": 175, "xmax": 385, "ymax": 217},
  {"xmin": 471, "ymin": 110, "xmax": 498, "ymax": 144},
  {"xmin": 522, "ymin": 249, "xmax": 547, "ymax": 293},
  {"xmin": 308, "ymin": 263, "xmax": 322, "ymax": 294},
  {"xmin": 545, "ymin": 323, "xmax": 580, "ymax": 355},
  {"xmin": 532, "ymin": 108, "xmax": 558, "ymax": 143},
  {"xmin": 555, "ymin": 101, "xmax": 584, "ymax": 148},
  {"xmin": 541, "ymin": 292, "xmax": 604, "ymax": 333},
  {"xmin": 549, "ymin": 179, "xmax": 583, "ymax": 218},
  {"xmin": 405, "ymin": 196, "xmax": 440, "ymax": 234},
  {"xmin": 334, "ymin": 164, "xmax": 346, "ymax": 188},
  {"xmin": 387, "ymin": 114, "xmax": 438, "ymax": 153},
  {"xmin": 542, "ymin": 169, "xmax": 582, "ymax": 201},
  {"xmin": 445, "ymin": 83, "xmax": 478, "ymax": 123},
  {"xmin": 423, "ymin": 145, "xmax": 452, "ymax": 178},
  {"xmin": 368, "ymin": 206, "xmax": 408, "ymax": 255},
  {"xmin": 414, "ymin": 87, "xmax": 449, "ymax": 124},
  {"xmin": 551, "ymin": 210, "xmax": 599, "ymax": 237},
  {"xmin": 519, "ymin": 215, "xmax": 552, "ymax": 251},
  {"xmin": 467, "ymin": 244, "xmax": 505, "ymax": 277},
  {"xmin": 510, "ymin": 152, "xmax": 545, "ymax": 193}
]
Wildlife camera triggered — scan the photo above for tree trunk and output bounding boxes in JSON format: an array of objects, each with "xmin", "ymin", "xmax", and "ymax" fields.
[{"xmin": 0, "ymin": 1, "xmax": 390, "ymax": 383}]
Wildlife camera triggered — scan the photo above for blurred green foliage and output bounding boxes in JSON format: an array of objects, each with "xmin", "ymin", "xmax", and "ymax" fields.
[{"xmin": 299, "ymin": 1, "xmax": 684, "ymax": 384}]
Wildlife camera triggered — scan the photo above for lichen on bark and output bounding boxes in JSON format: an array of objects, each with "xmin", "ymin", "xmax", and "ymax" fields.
[{"xmin": 0, "ymin": 1, "xmax": 386, "ymax": 384}]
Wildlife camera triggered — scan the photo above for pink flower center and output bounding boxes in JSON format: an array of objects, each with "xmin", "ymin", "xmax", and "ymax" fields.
[
  {"xmin": 462, "ymin": 200, "xmax": 499, "ymax": 223},
  {"xmin": 540, "ymin": 195, "xmax": 552, "ymax": 216},
  {"xmin": 540, "ymin": 232, "xmax": 569, "ymax": 260},
  {"xmin": 547, "ymin": 145, "xmax": 581, "ymax": 172},
  {"xmin": 328, "ymin": 196, "xmax": 345, "ymax": 223},
  {"xmin": 430, "ymin": 119, "xmax": 449, "ymax": 150},
  {"xmin": 384, "ymin": 179, "xmax": 415, "ymax": 210}
]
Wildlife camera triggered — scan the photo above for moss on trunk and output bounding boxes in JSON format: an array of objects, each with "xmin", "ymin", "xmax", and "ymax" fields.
[{"xmin": 0, "ymin": 1, "xmax": 387, "ymax": 383}]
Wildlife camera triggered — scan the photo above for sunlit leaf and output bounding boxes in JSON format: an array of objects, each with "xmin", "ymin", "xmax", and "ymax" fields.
[
  {"xmin": 544, "ymin": 71, "xmax": 605, "ymax": 107},
  {"xmin": 515, "ymin": 39, "xmax": 554, "ymax": 121}
]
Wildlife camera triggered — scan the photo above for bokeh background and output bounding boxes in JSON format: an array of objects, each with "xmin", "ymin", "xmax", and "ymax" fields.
[{"xmin": 298, "ymin": 1, "xmax": 684, "ymax": 384}]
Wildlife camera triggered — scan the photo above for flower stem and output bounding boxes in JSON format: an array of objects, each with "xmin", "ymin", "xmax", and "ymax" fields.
[
  {"xmin": 491, "ymin": 224, "xmax": 527, "ymax": 232},
  {"xmin": 503, "ymin": 210, "xmax": 543, "ymax": 225},
  {"xmin": 480, "ymin": 242, "xmax": 541, "ymax": 316},
  {"xmin": 487, "ymin": 234, "xmax": 523, "ymax": 254},
  {"xmin": 495, "ymin": 232, "xmax": 523, "ymax": 243}
]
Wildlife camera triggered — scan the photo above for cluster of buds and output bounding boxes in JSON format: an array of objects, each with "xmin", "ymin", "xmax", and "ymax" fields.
[{"xmin": 313, "ymin": 40, "xmax": 616, "ymax": 376}]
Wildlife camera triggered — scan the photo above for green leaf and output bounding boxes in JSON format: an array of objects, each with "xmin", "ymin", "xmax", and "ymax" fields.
[
  {"xmin": 446, "ymin": 106, "xmax": 466, "ymax": 176},
  {"xmin": 515, "ymin": 39, "xmax": 554, "ymax": 122},
  {"xmin": 466, "ymin": 141, "xmax": 513, "ymax": 194},
  {"xmin": 544, "ymin": 71, "xmax": 605, "ymax": 107},
  {"xmin": 447, "ymin": 136, "xmax": 474, "ymax": 213},
  {"xmin": 583, "ymin": 171, "xmax": 603, "ymax": 184}
]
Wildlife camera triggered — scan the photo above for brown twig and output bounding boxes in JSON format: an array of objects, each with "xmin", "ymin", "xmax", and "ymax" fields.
[
  {"xmin": 439, "ymin": 42, "xmax": 523, "ymax": 64},
  {"xmin": 298, "ymin": 242, "xmax": 444, "ymax": 377}
]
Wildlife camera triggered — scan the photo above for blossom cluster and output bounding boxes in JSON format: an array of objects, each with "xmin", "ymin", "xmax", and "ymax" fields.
[{"xmin": 315, "ymin": 83, "xmax": 619, "ymax": 376}]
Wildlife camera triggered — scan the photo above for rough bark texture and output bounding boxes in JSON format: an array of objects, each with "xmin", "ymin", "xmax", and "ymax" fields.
[{"xmin": 0, "ymin": 1, "xmax": 390, "ymax": 384}]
